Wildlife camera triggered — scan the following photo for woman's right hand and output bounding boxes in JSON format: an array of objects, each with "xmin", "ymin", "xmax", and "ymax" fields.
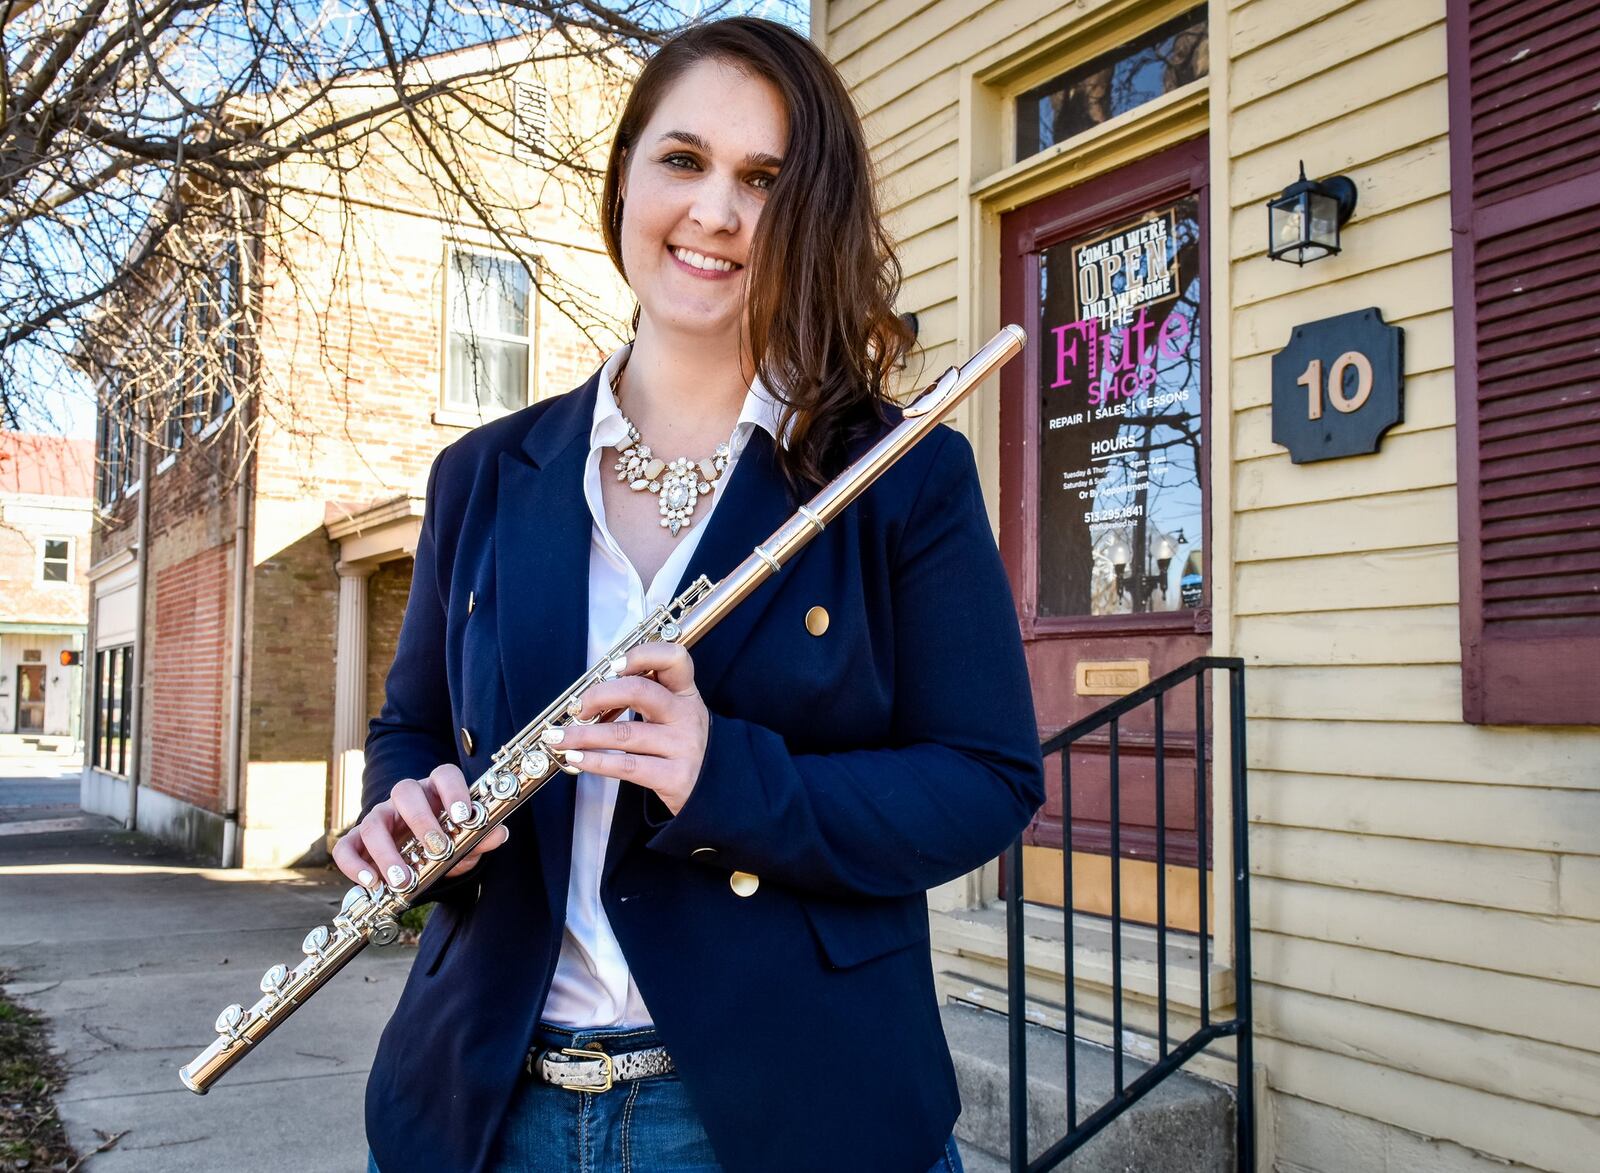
[{"xmin": 331, "ymin": 764, "xmax": 509, "ymax": 892}]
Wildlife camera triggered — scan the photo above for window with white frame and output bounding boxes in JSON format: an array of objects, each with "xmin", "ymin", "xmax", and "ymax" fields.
[
  {"xmin": 190, "ymin": 242, "xmax": 241, "ymax": 431},
  {"xmin": 444, "ymin": 247, "xmax": 532, "ymax": 417},
  {"xmin": 97, "ymin": 390, "xmax": 124, "ymax": 507},
  {"xmin": 190, "ymin": 279, "xmax": 212, "ymax": 435},
  {"xmin": 39, "ymin": 537, "xmax": 72, "ymax": 583},
  {"xmin": 514, "ymin": 81, "xmax": 550, "ymax": 167},
  {"xmin": 96, "ymin": 379, "xmax": 138, "ymax": 506},
  {"xmin": 216, "ymin": 240, "xmax": 240, "ymax": 417},
  {"xmin": 163, "ymin": 309, "xmax": 186, "ymax": 455},
  {"xmin": 92, "ymin": 644, "xmax": 133, "ymax": 775}
]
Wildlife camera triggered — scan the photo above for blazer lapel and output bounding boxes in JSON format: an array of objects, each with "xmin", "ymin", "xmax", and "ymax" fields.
[
  {"xmin": 604, "ymin": 427, "xmax": 800, "ymax": 889},
  {"xmin": 670, "ymin": 427, "xmax": 800, "ymax": 704},
  {"xmin": 495, "ymin": 374, "xmax": 598, "ymax": 922}
]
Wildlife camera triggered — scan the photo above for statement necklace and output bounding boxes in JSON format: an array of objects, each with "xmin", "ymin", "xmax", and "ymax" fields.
[{"xmin": 611, "ymin": 393, "xmax": 735, "ymax": 537}]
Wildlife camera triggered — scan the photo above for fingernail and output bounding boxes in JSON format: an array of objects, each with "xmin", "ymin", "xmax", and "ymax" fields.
[
  {"xmin": 499, "ymin": 826, "xmax": 511, "ymax": 843},
  {"xmin": 424, "ymin": 831, "xmax": 448, "ymax": 855},
  {"xmin": 449, "ymin": 801, "xmax": 471, "ymax": 823},
  {"xmin": 565, "ymin": 749, "xmax": 584, "ymax": 764},
  {"xmin": 357, "ymin": 869, "xmax": 375, "ymax": 888},
  {"xmin": 386, "ymin": 864, "xmax": 410, "ymax": 888},
  {"xmin": 542, "ymin": 726, "xmax": 565, "ymax": 744}
]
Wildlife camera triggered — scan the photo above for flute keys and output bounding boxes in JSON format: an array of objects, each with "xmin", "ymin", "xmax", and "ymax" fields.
[
  {"xmin": 370, "ymin": 915, "xmax": 400, "ymax": 946},
  {"xmin": 520, "ymin": 750, "xmax": 550, "ymax": 780},
  {"xmin": 490, "ymin": 769, "xmax": 519, "ymax": 800},
  {"xmin": 334, "ymin": 887, "xmax": 368, "ymax": 933},
  {"xmin": 302, "ymin": 925, "xmax": 331, "ymax": 961},
  {"xmin": 259, "ymin": 964, "xmax": 288, "ymax": 1000},
  {"xmin": 215, "ymin": 1003, "xmax": 247, "ymax": 1041}
]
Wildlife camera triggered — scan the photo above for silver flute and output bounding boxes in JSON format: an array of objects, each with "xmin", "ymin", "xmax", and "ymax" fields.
[{"xmin": 179, "ymin": 324, "xmax": 1026, "ymax": 1094}]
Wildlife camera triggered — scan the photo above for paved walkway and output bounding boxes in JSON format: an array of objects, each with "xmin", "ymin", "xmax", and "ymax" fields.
[{"xmin": 0, "ymin": 753, "xmax": 411, "ymax": 1171}]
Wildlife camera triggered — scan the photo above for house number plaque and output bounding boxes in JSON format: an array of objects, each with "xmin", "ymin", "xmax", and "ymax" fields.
[{"xmin": 1271, "ymin": 307, "xmax": 1404, "ymax": 463}]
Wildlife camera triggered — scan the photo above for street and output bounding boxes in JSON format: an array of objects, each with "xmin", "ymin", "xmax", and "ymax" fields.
[
  {"xmin": 0, "ymin": 752, "xmax": 84, "ymax": 814},
  {"xmin": 0, "ymin": 752, "xmax": 412, "ymax": 1172}
]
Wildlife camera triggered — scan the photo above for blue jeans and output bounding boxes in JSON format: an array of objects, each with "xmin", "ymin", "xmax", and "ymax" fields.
[{"xmin": 369, "ymin": 1021, "xmax": 965, "ymax": 1172}]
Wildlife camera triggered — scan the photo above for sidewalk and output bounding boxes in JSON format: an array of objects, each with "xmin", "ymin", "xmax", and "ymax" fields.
[
  {"xmin": 0, "ymin": 732, "xmax": 82, "ymax": 756},
  {"xmin": 0, "ymin": 767, "xmax": 412, "ymax": 1172}
]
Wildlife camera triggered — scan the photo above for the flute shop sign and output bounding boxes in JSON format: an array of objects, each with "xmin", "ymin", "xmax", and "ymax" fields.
[
  {"xmin": 1271, "ymin": 307, "xmax": 1404, "ymax": 463},
  {"xmin": 1036, "ymin": 196, "xmax": 1205, "ymax": 619}
]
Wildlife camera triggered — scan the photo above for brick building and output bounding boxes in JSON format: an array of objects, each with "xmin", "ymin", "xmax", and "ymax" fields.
[
  {"xmin": 84, "ymin": 37, "xmax": 628, "ymax": 864},
  {"xmin": 0, "ymin": 432, "xmax": 93, "ymax": 741}
]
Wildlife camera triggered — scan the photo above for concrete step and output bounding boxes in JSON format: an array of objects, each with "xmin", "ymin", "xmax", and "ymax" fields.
[{"xmin": 943, "ymin": 1002, "xmax": 1234, "ymax": 1173}]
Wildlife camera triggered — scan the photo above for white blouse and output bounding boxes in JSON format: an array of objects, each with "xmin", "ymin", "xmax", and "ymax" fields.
[{"xmin": 541, "ymin": 344, "xmax": 784, "ymax": 1028}]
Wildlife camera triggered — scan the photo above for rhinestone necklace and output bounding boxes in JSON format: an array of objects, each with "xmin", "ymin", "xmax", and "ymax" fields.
[{"xmin": 610, "ymin": 368, "xmax": 736, "ymax": 536}]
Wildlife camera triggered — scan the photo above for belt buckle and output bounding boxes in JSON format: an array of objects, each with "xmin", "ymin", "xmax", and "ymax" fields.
[{"xmin": 559, "ymin": 1045, "xmax": 614, "ymax": 1093}]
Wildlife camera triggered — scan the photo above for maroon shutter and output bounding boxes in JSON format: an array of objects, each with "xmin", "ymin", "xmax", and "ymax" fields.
[{"xmin": 1446, "ymin": 0, "xmax": 1600, "ymax": 725}]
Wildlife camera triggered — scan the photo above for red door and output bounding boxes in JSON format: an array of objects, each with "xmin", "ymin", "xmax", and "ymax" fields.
[{"xmin": 999, "ymin": 137, "xmax": 1212, "ymax": 927}]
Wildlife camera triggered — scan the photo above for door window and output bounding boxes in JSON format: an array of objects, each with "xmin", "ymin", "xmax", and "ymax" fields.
[
  {"xmin": 17, "ymin": 665, "xmax": 45, "ymax": 732},
  {"xmin": 1036, "ymin": 195, "xmax": 1204, "ymax": 619},
  {"xmin": 1015, "ymin": 6, "xmax": 1208, "ymax": 162}
]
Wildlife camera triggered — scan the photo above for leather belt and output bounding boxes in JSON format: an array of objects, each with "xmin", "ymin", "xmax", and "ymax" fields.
[{"xmin": 526, "ymin": 1044, "xmax": 675, "ymax": 1093}]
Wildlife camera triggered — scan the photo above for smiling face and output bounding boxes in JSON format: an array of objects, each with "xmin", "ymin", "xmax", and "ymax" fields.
[{"xmin": 619, "ymin": 57, "xmax": 788, "ymax": 348}]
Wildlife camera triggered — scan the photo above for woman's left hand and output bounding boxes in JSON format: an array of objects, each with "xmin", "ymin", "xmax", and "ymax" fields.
[{"xmin": 553, "ymin": 640, "xmax": 710, "ymax": 816}]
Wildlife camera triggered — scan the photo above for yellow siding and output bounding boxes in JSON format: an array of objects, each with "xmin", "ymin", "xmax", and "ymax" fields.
[{"xmin": 823, "ymin": 0, "xmax": 1600, "ymax": 1169}]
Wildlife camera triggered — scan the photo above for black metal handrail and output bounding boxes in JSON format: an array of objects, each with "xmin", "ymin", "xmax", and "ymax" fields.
[{"xmin": 1006, "ymin": 656, "xmax": 1254, "ymax": 1171}]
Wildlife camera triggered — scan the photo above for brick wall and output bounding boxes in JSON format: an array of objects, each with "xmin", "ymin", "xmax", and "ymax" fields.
[
  {"xmin": 87, "ymin": 54, "xmax": 629, "ymax": 854},
  {"xmin": 149, "ymin": 544, "xmax": 229, "ymax": 810},
  {"xmin": 249, "ymin": 196, "xmax": 623, "ymax": 514},
  {"xmin": 365, "ymin": 557, "xmax": 412, "ymax": 726},
  {"xmin": 249, "ymin": 525, "xmax": 337, "ymax": 766}
]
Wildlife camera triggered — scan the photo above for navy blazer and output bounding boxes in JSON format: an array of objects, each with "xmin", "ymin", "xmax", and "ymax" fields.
[{"xmin": 361, "ymin": 367, "xmax": 1044, "ymax": 1173}]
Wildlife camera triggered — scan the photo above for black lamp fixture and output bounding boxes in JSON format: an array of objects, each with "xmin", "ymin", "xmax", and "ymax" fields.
[
  {"xmin": 1267, "ymin": 162, "xmax": 1358, "ymax": 265},
  {"xmin": 1107, "ymin": 528, "xmax": 1187, "ymax": 607}
]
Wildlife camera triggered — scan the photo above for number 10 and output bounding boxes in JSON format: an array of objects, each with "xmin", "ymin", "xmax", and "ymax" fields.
[{"xmin": 1296, "ymin": 350, "xmax": 1374, "ymax": 420}]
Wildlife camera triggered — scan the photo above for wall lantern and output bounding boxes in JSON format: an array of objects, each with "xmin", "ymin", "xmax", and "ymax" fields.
[{"xmin": 1267, "ymin": 162, "xmax": 1358, "ymax": 265}]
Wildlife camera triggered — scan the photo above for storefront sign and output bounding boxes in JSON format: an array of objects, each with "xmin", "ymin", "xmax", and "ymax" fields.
[
  {"xmin": 1036, "ymin": 196, "xmax": 1205, "ymax": 619},
  {"xmin": 1271, "ymin": 308, "xmax": 1404, "ymax": 463}
]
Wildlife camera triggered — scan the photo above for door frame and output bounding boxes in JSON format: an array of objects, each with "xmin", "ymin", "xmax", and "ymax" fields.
[
  {"xmin": 998, "ymin": 134, "xmax": 1213, "ymax": 644},
  {"xmin": 996, "ymin": 136, "xmax": 1215, "ymax": 924}
]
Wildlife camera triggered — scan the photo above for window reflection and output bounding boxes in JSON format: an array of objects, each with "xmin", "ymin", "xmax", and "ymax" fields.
[
  {"xmin": 1036, "ymin": 196, "xmax": 1205, "ymax": 619},
  {"xmin": 1016, "ymin": 7, "xmax": 1209, "ymax": 162}
]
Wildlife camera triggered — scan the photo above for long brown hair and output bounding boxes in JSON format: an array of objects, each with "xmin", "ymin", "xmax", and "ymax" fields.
[{"xmin": 600, "ymin": 17, "xmax": 914, "ymax": 495}]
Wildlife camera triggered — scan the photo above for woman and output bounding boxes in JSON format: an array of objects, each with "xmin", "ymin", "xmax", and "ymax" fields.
[{"xmin": 339, "ymin": 17, "xmax": 1044, "ymax": 1173}]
